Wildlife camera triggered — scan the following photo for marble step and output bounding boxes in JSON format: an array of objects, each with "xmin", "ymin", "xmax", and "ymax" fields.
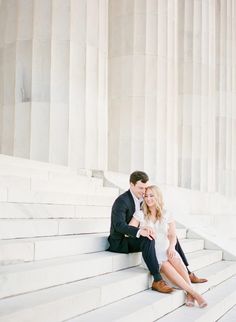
[
  {"xmin": 0, "ymin": 230, "xmax": 193, "ymax": 264},
  {"xmin": 0, "ymin": 249, "xmax": 222, "ymax": 299},
  {"xmin": 0, "ymin": 188, "xmax": 117, "ymax": 205},
  {"xmin": 0, "ymin": 251, "xmax": 141, "ymax": 299},
  {"xmin": 0, "ymin": 258, "xmax": 234, "ymax": 322},
  {"xmin": 180, "ymin": 238, "xmax": 204, "ymax": 253},
  {"xmin": 0, "ymin": 154, "xmax": 91, "ymax": 177},
  {"xmin": 0, "ymin": 202, "xmax": 111, "ymax": 219},
  {"xmin": 0, "ymin": 155, "xmax": 103, "ymax": 190},
  {"xmin": 65, "ymin": 263, "xmax": 236, "ymax": 322},
  {"xmin": 157, "ymin": 275, "xmax": 236, "ymax": 322},
  {"xmin": 0, "ymin": 233, "xmax": 109, "ymax": 263},
  {"xmin": 217, "ymin": 304, "xmax": 236, "ymax": 321},
  {"xmin": 0, "ymin": 217, "xmax": 111, "ymax": 239},
  {"xmin": 0, "ymin": 163, "xmax": 76, "ymax": 180},
  {"xmin": 30, "ymin": 178, "xmax": 108, "ymax": 193},
  {"xmin": 0, "ymin": 174, "xmax": 104, "ymax": 191}
]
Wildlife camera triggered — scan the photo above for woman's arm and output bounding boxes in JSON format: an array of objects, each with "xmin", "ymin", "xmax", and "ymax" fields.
[
  {"xmin": 128, "ymin": 216, "xmax": 140, "ymax": 227},
  {"xmin": 129, "ymin": 215, "xmax": 156, "ymax": 240},
  {"xmin": 167, "ymin": 221, "xmax": 177, "ymax": 259}
]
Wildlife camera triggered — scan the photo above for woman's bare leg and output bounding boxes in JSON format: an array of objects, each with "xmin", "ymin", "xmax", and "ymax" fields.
[
  {"xmin": 168, "ymin": 257, "xmax": 191, "ymax": 284},
  {"xmin": 168, "ymin": 257, "xmax": 195, "ymax": 304},
  {"xmin": 161, "ymin": 261, "xmax": 207, "ymax": 307}
]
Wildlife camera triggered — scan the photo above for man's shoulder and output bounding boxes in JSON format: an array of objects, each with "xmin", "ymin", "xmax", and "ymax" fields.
[
  {"xmin": 120, "ymin": 190, "xmax": 131, "ymax": 198},
  {"xmin": 113, "ymin": 190, "xmax": 132, "ymax": 206}
]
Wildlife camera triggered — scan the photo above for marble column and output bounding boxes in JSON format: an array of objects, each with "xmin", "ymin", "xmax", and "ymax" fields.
[
  {"xmin": 108, "ymin": 0, "xmax": 179, "ymax": 183},
  {"xmin": 0, "ymin": 0, "xmax": 108, "ymax": 170},
  {"xmin": 109, "ymin": 0, "xmax": 236, "ymax": 197}
]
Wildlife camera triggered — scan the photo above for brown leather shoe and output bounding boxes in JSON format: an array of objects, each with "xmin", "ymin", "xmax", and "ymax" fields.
[
  {"xmin": 152, "ymin": 280, "xmax": 173, "ymax": 293},
  {"xmin": 189, "ymin": 272, "xmax": 208, "ymax": 283}
]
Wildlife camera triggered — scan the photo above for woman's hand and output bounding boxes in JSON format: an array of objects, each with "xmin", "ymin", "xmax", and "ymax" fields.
[
  {"xmin": 140, "ymin": 227, "xmax": 156, "ymax": 240},
  {"xmin": 167, "ymin": 246, "xmax": 175, "ymax": 259}
]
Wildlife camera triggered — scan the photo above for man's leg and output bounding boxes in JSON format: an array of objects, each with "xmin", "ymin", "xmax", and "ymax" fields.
[
  {"xmin": 139, "ymin": 238, "xmax": 161, "ymax": 281},
  {"xmin": 175, "ymin": 238, "xmax": 208, "ymax": 283},
  {"xmin": 127, "ymin": 237, "xmax": 173, "ymax": 293},
  {"xmin": 175, "ymin": 239, "xmax": 189, "ymax": 267}
]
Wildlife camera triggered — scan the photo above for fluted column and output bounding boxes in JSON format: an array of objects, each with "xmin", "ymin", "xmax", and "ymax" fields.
[
  {"xmin": 0, "ymin": 0, "xmax": 108, "ymax": 170},
  {"xmin": 155, "ymin": 0, "xmax": 179, "ymax": 185},
  {"xmin": 225, "ymin": 0, "xmax": 233, "ymax": 196},
  {"xmin": 30, "ymin": 0, "xmax": 51, "ymax": 161},
  {"xmin": 0, "ymin": 0, "xmax": 17, "ymax": 156},
  {"xmin": 232, "ymin": 0, "xmax": 236, "ymax": 196},
  {"xmin": 178, "ymin": 0, "xmax": 193, "ymax": 188},
  {"xmin": 109, "ymin": 0, "xmax": 236, "ymax": 197},
  {"xmin": 215, "ymin": 0, "xmax": 235, "ymax": 196},
  {"xmin": 109, "ymin": 0, "xmax": 179, "ymax": 184},
  {"xmin": 0, "ymin": 0, "xmax": 3, "ymax": 147}
]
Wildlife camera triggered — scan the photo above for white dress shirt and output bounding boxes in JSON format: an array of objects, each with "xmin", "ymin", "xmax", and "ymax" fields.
[{"xmin": 130, "ymin": 189, "xmax": 143, "ymax": 237}]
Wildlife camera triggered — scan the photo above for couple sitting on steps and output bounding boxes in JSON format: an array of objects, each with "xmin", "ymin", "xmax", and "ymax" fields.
[{"xmin": 107, "ymin": 171, "xmax": 208, "ymax": 308}]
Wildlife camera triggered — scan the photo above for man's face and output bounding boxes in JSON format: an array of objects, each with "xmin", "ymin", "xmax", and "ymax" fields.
[{"xmin": 130, "ymin": 180, "xmax": 148, "ymax": 199}]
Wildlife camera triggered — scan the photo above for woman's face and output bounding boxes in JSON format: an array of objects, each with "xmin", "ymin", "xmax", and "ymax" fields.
[{"xmin": 144, "ymin": 188, "xmax": 156, "ymax": 208}]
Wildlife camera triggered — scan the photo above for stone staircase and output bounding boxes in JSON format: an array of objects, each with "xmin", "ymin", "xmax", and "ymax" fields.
[{"xmin": 0, "ymin": 155, "xmax": 236, "ymax": 322}]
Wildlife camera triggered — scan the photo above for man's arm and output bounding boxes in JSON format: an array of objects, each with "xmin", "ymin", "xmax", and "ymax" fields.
[
  {"xmin": 111, "ymin": 199, "xmax": 139, "ymax": 237},
  {"xmin": 129, "ymin": 214, "xmax": 156, "ymax": 240}
]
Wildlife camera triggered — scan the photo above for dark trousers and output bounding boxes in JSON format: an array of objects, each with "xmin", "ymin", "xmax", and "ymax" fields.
[
  {"xmin": 127, "ymin": 236, "xmax": 159, "ymax": 276},
  {"xmin": 126, "ymin": 237, "xmax": 189, "ymax": 276}
]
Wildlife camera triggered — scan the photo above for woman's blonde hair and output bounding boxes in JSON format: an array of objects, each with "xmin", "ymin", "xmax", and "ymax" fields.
[{"xmin": 142, "ymin": 185, "xmax": 164, "ymax": 221}]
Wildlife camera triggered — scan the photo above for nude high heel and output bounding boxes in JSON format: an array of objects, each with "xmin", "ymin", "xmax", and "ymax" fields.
[
  {"xmin": 185, "ymin": 293, "xmax": 195, "ymax": 307},
  {"xmin": 194, "ymin": 293, "xmax": 208, "ymax": 308},
  {"xmin": 199, "ymin": 301, "xmax": 208, "ymax": 308}
]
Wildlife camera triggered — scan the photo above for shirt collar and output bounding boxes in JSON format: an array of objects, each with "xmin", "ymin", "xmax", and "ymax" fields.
[{"xmin": 130, "ymin": 189, "xmax": 143, "ymax": 204}]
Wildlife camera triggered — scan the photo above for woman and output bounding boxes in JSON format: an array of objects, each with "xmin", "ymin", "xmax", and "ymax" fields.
[{"xmin": 129, "ymin": 185, "xmax": 207, "ymax": 308}]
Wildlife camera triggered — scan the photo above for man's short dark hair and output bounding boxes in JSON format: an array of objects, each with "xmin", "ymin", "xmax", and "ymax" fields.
[{"xmin": 129, "ymin": 171, "xmax": 149, "ymax": 185}]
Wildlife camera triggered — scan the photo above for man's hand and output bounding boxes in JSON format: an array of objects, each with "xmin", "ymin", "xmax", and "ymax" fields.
[{"xmin": 140, "ymin": 227, "xmax": 156, "ymax": 240}]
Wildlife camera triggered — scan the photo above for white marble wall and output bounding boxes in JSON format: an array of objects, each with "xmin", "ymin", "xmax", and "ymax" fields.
[
  {"xmin": 0, "ymin": 0, "xmax": 108, "ymax": 170},
  {"xmin": 109, "ymin": 0, "xmax": 236, "ymax": 197},
  {"xmin": 0, "ymin": 0, "xmax": 236, "ymax": 197}
]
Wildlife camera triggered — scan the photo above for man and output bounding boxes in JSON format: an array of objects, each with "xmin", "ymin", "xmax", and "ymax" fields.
[{"xmin": 108, "ymin": 171, "xmax": 207, "ymax": 293}]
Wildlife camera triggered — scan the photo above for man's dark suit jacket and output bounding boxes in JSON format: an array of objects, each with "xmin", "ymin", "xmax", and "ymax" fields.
[{"xmin": 108, "ymin": 190, "xmax": 138, "ymax": 253}]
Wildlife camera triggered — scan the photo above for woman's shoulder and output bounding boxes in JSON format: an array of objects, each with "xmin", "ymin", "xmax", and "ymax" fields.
[{"xmin": 162, "ymin": 208, "xmax": 174, "ymax": 222}]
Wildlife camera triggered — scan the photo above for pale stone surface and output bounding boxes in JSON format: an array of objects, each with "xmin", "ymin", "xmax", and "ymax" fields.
[
  {"xmin": 0, "ymin": 158, "xmax": 235, "ymax": 321},
  {"xmin": 6, "ymin": 189, "xmax": 115, "ymax": 206},
  {"xmin": 0, "ymin": 175, "xmax": 30, "ymax": 190},
  {"xmin": 0, "ymin": 251, "xmax": 142, "ymax": 299},
  {"xmin": 68, "ymin": 267, "xmax": 236, "ymax": 322},
  {"xmin": 49, "ymin": 102, "xmax": 69, "ymax": 165},
  {"xmin": 0, "ymin": 239, "xmax": 34, "ymax": 263},
  {"xmin": 0, "ymin": 203, "xmax": 75, "ymax": 219},
  {"xmin": 0, "ymin": 268, "xmax": 150, "ymax": 322},
  {"xmin": 58, "ymin": 218, "xmax": 110, "ymax": 235},
  {"xmin": 0, "ymin": 219, "xmax": 59, "ymax": 239},
  {"xmin": 0, "ymin": 0, "xmax": 108, "ymax": 170},
  {"xmin": 218, "ymin": 304, "xmax": 236, "ymax": 322},
  {"xmin": 31, "ymin": 40, "xmax": 51, "ymax": 102},
  {"xmin": 108, "ymin": 0, "xmax": 236, "ymax": 199},
  {"xmin": 30, "ymin": 103, "xmax": 50, "ymax": 162},
  {"xmin": 33, "ymin": 0, "xmax": 52, "ymax": 40},
  {"xmin": 14, "ymin": 103, "xmax": 31, "ymax": 158}
]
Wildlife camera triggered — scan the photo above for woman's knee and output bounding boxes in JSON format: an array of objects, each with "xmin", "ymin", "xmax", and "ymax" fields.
[{"xmin": 169, "ymin": 257, "xmax": 184, "ymax": 268}]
